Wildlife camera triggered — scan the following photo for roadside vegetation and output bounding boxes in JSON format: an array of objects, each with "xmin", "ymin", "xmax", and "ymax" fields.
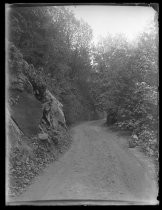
[
  {"xmin": 89, "ymin": 22, "xmax": 159, "ymax": 175},
  {"xmin": 7, "ymin": 6, "xmax": 158, "ymax": 197}
]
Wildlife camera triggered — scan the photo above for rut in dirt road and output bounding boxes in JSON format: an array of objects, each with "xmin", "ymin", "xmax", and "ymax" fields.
[{"xmin": 10, "ymin": 120, "xmax": 158, "ymax": 204}]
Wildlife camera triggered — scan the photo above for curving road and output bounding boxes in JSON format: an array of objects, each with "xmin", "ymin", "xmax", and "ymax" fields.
[{"xmin": 9, "ymin": 120, "xmax": 158, "ymax": 205}]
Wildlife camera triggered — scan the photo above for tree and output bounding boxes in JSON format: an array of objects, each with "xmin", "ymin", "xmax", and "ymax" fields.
[
  {"xmin": 8, "ymin": 5, "xmax": 96, "ymax": 124},
  {"xmin": 90, "ymin": 14, "xmax": 158, "ymax": 159}
]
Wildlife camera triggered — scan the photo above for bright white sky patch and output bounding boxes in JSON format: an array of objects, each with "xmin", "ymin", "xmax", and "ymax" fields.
[{"xmin": 67, "ymin": 5, "xmax": 155, "ymax": 44}]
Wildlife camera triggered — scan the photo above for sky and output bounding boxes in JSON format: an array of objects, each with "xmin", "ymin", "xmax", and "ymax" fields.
[{"xmin": 67, "ymin": 6, "xmax": 156, "ymax": 44}]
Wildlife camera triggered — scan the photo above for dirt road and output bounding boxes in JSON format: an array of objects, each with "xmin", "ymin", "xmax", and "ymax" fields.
[{"xmin": 9, "ymin": 120, "xmax": 158, "ymax": 205}]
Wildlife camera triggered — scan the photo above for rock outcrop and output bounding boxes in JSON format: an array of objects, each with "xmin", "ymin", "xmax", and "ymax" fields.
[
  {"xmin": 7, "ymin": 42, "xmax": 71, "ymax": 198},
  {"xmin": 7, "ymin": 42, "xmax": 66, "ymax": 146}
]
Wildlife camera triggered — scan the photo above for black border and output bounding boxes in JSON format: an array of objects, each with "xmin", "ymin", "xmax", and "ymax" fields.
[{"xmin": 3, "ymin": 1, "xmax": 160, "ymax": 208}]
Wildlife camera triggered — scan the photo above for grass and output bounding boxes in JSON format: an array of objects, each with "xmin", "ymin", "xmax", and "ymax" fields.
[{"xmin": 7, "ymin": 125, "xmax": 72, "ymax": 199}]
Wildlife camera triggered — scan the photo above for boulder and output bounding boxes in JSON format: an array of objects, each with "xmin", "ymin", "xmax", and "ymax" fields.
[
  {"xmin": 38, "ymin": 133, "xmax": 48, "ymax": 140},
  {"xmin": 132, "ymin": 134, "xmax": 138, "ymax": 140},
  {"xmin": 129, "ymin": 140, "xmax": 136, "ymax": 148}
]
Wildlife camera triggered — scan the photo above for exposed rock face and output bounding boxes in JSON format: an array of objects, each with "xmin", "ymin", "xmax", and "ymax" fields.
[
  {"xmin": 42, "ymin": 90, "xmax": 66, "ymax": 127},
  {"xmin": 6, "ymin": 107, "xmax": 23, "ymax": 148},
  {"xmin": 9, "ymin": 72, "xmax": 33, "ymax": 93},
  {"xmin": 9, "ymin": 90, "xmax": 42, "ymax": 137},
  {"xmin": 7, "ymin": 43, "xmax": 71, "ymax": 199},
  {"xmin": 7, "ymin": 42, "xmax": 66, "ymax": 146},
  {"xmin": 38, "ymin": 133, "xmax": 48, "ymax": 140},
  {"xmin": 38, "ymin": 90, "xmax": 67, "ymax": 144}
]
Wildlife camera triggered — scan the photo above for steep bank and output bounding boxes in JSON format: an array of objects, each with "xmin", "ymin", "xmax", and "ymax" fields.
[{"xmin": 6, "ymin": 43, "xmax": 72, "ymax": 198}]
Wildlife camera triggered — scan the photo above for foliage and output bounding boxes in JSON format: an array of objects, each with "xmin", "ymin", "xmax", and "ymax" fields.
[
  {"xmin": 90, "ymin": 19, "xmax": 158, "ymax": 163},
  {"xmin": 8, "ymin": 126, "xmax": 72, "ymax": 197},
  {"xmin": 7, "ymin": 5, "xmax": 159, "ymax": 189},
  {"xmin": 8, "ymin": 6, "xmax": 94, "ymax": 124}
]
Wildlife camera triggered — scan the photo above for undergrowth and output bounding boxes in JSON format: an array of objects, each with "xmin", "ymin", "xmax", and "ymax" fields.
[{"xmin": 7, "ymin": 125, "xmax": 72, "ymax": 198}]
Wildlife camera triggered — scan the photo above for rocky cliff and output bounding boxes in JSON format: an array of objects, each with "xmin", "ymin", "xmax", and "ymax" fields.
[
  {"xmin": 7, "ymin": 42, "xmax": 71, "ymax": 197},
  {"xmin": 7, "ymin": 42, "xmax": 67, "ymax": 143}
]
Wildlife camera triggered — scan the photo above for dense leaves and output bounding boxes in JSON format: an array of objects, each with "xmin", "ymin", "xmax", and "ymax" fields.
[
  {"xmin": 90, "ymin": 18, "xmax": 158, "ymax": 166},
  {"xmin": 8, "ymin": 6, "xmax": 95, "ymax": 124}
]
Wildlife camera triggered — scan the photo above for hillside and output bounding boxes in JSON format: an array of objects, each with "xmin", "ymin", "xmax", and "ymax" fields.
[{"xmin": 7, "ymin": 43, "xmax": 72, "ymax": 197}]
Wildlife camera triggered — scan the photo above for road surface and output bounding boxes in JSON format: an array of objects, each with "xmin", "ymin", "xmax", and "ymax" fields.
[{"xmin": 9, "ymin": 120, "xmax": 158, "ymax": 205}]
